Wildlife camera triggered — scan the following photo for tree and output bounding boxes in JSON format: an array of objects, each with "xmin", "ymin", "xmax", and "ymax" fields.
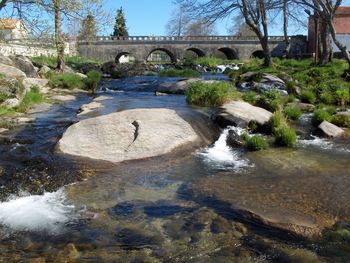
[
  {"xmin": 184, "ymin": 19, "xmax": 217, "ymax": 36},
  {"xmin": 0, "ymin": 0, "xmax": 8, "ymax": 10},
  {"xmin": 78, "ymin": 12, "xmax": 97, "ymax": 41},
  {"xmin": 113, "ymin": 7, "xmax": 128, "ymax": 37},
  {"xmin": 53, "ymin": 0, "xmax": 65, "ymax": 71},
  {"xmin": 165, "ymin": 6, "xmax": 190, "ymax": 36},
  {"xmin": 297, "ymin": 0, "xmax": 350, "ymax": 69}
]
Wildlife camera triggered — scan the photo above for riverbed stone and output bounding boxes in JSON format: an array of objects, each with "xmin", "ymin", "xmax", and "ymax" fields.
[
  {"xmin": 12, "ymin": 55, "xmax": 38, "ymax": 78},
  {"xmin": 23, "ymin": 78, "xmax": 49, "ymax": 92},
  {"xmin": 0, "ymin": 63, "xmax": 26, "ymax": 79},
  {"xmin": 38, "ymin": 65, "xmax": 51, "ymax": 76},
  {"xmin": 187, "ymin": 148, "xmax": 350, "ymax": 239},
  {"xmin": 214, "ymin": 100, "xmax": 273, "ymax": 128},
  {"xmin": 318, "ymin": 121, "xmax": 344, "ymax": 138},
  {"xmin": 157, "ymin": 79, "xmax": 200, "ymax": 94},
  {"xmin": 239, "ymin": 73, "xmax": 287, "ymax": 95},
  {"xmin": 51, "ymin": 95, "xmax": 76, "ymax": 102},
  {"xmin": 2, "ymin": 98, "xmax": 20, "ymax": 108},
  {"xmin": 58, "ymin": 108, "xmax": 199, "ymax": 163}
]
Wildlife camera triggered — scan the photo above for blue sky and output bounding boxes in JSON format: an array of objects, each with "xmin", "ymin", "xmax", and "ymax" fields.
[{"xmin": 106, "ymin": 0, "xmax": 350, "ymax": 36}]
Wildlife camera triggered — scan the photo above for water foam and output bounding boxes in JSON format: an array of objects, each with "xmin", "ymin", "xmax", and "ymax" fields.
[
  {"xmin": 298, "ymin": 135, "xmax": 350, "ymax": 153},
  {"xmin": 199, "ymin": 127, "xmax": 252, "ymax": 171},
  {"xmin": 0, "ymin": 189, "xmax": 75, "ymax": 234}
]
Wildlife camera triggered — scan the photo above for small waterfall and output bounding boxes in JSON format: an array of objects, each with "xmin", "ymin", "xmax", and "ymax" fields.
[
  {"xmin": 198, "ymin": 127, "xmax": 251, "ymax": 171},
  {"xmin": 0, "ymin": 189, "xmax": 75, "ymax": 234}
]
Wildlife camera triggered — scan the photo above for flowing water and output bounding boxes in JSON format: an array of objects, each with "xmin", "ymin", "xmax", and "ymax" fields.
[{"xmin": 0, "ymin": 75, "xmax": 350, "ymax": 262}]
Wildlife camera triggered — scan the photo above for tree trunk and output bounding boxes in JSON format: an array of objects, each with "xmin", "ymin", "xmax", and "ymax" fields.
[
  {"xmin": 0, "ymin": 0, "xmax": 8, "ymax": 10},
  {"xmin": 54, "ymin": 0, "xmax": 65, "ymax": 72},
  {"xmin": 328, "ymin": 19, "xmax": 350, "ymax": 69},
  {"xmin": 318, "ymin": 18, "xmax": 332, "ymax": 65},
  {"xmin": 261, "ymin": 36, "xmax": 273, "ymax": 67},
  {"xmin": 283, "ymin": 0, "xmax": 291, "ymax": 58}
]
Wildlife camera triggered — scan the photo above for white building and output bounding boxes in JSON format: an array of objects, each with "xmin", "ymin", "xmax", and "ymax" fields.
[{"xmin": 0, "ymin": 19, "xmax": 27, "ymax": 40}]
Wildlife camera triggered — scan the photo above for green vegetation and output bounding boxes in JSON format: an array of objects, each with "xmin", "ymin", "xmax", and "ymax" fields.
[
  {"xmin": 158, "ymin": 68, "xmax": 200, "ymax": 78},
  {"xmin": 326, "ymin": 227, "xmax": 350, "ymax": 242},
  {"xmin": 85, "ymin": 70, "xmax": 102, "ymax": 94},
  {"xmin": 284, "ymin": 106, "xmax": 302, "ymax": 121},
  {"xmin": 186, "ymin": 81, "xmax": 238, "ymax": 107},
  {"xmin": 48, "ymin": 73, "xmax": 86, "ymax": 90},
  {"xmin": 242, "ymin": 91, "xmax": 257, "ymax": 104},
  {"xmin": 274, "ymin": 126, "xmax": 297, "ymax": 147},
  {"xmin": 335, "ymin": 87, "xmax": 350, "ymax": 107},
  {"xmin": 331, "ymin": 114, "xmax": 350, "ymax": 128},
  {"xmin": 312, "ymin": 109, "xmax": 332, "ymax": 126},
  {"xmin": 0, "ymin": 106, "xmax": 15, "ymax": 117},
  {"xmin": 31, "ymin": 56, "xmax": 102, "ymax": 71},
  {"xmin": 257, "ymin": 90, "xmax": 284, "ymax": 112},
  {"xmin": 16, "ymin": 86, "xmax": 46, "ymax": 113},
  {"xmin": 245, "ymin": 135, "xmax": 269, "ymax": 151},
  {"xmin": 300, "ymin": 90, "xmax": 316, "ymax": 104},
  {"xmin": 268, "ymin": 111, "xmax": 287, "ymax": 133},
  {"xmin": 193, "ymin": 57, "xmax": 223, "ymax": 67}
]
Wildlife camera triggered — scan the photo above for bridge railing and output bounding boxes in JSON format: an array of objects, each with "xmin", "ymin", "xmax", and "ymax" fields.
[{"xmin": 82, "ymin": 35, "xmax": 289, "ymax": 42}]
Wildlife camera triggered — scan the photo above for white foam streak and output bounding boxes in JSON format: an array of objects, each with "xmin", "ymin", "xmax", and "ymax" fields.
[
  {"xmin": 199, "ymin": 127, "xmax": 252, "ymax": 171},
  {"xmin": 0, "ymin": 189, "xmax": 75, "ymax": 234}
]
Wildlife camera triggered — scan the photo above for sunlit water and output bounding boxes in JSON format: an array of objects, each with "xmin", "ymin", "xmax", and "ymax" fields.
[{"xmin": 0, "ymin": 76, "xmax": 349, "ymax": 262}]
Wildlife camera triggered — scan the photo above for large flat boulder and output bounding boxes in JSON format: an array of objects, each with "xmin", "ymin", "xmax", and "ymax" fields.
[
  {"xmin": 0, "ymin": 63, "xmax": 26, "ymax": 79},
  {"xmin": 23, "ymin": 78, "xmax": 49, "ymax": 92},
  {"xmin": 215, "ymin": 100, "xmax": 273, "ymax": 128},
  {"xmin": 58, "ymin": 108, "xmax": 199, "ymax": 163},
  {"xmin": 318, "ymin": 121, "xmax": 344, "ymax": 138},
  {"xmin": 12, "ymin": 55, "xmax": 38, "ymax": 78}
]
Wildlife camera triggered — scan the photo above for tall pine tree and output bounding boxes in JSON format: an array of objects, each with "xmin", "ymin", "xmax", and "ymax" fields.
[
  {"xmin": 113, "ymin": 7, "xmax": 128, "ymax": 37},
  {"xmin": 78, "ymin": 12, "xmax": 97, "ymax": 41}
]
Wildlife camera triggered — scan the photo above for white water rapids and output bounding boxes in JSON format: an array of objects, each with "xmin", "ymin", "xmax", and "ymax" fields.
[
  {"xmin": 0, "ymin": 188, "xmax": 75, "ymax": 234},
  {"xmin": 199, "ymin": 127, "xmax": 252, "ymax": 171}
]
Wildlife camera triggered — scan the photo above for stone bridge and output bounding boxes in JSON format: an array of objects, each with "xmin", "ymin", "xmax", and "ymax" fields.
[{"xmin": 77, "ymin": 35, "xmax": 308, "ymax": 63}]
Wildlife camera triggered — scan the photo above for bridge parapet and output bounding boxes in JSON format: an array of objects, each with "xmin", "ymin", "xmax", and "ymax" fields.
[{"xmin": 80, "ymin": 35, "xmax": 294, "ymax": 42}]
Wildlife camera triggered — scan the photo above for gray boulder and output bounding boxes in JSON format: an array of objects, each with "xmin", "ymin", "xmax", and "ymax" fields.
[
  {"xmin": 38, "ymin": 65, "xmax": 51, "ymax": 76},
  {"xmin": 58, "ymin": 108, "xmax": 199, "ymax": 163},
  {"xmin": 0, "ymin": 54, "xmax": 14, "ymax": 66},
  {"xmin": 23, "ymin": 78, "xmax": 49, "ymax": 92},
  {"xmin": 2, "ymin": 98, "xmax": 20, "ymax": 108},
  {"xmin": 239, "ymin": 72, "xmax": 287, "ymax": 95},
  {"xmin": 318, "ymin": 121, "xmax": 344, "ymax": 138},
  {"xmin": 12, "ymin": 55, "xmax": 38, "ymax": 78},
  {"xmin": 157, "ymin": 79, "xmax": 199, "ymax": 94},
  {"xmin": 0, "ymin": 63, "xmax": 26, "ymax": 79},
  {"xmin": 215, "ymin": 100, "xmax": 273, "ymax": 128}
]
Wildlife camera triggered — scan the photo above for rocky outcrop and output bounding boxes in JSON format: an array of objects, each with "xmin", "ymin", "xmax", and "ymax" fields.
[
  {"xmin": 214, "ymin": 101, "xmax": 273, "ymax": 128},
  {"xmin": 0, "ymin": 63, "xmax": 26, "ymax": 79},
  {"xmin": 12, "ymin": 55, "xmax": 38, "ymax": 78},
  {"xmin": 58, "ymin": 108, "xmax": 199, "ymax": 163},
  {"xmin": 23, "ymin": 78, "xmax": 49, "ymax": 93},
  {"xmin": 38, "ymin": 65, "xmax": 51, "ymax": 76},
  {"xmin": 0, "ymin": 54, "xmax": 14, "ymax": 66},
  {"xmin": 318, "ymin": 121, "xmax": 344, "ymax": 138},
  {"xmin": 157, "ymin": 79, "xmax": 199, "ymax": 94},
  {"xmin": 239, "ymin": 72, "xmax": 287, "ymax": 95}
]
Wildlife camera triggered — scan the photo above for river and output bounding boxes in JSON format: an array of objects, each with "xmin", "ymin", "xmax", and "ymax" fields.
[{"xmin": 0, "ymin": 75, "xmax": 349, "ymax": 262}]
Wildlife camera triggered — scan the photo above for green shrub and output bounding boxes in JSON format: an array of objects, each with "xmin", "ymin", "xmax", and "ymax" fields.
[
  {"xmin": 284, "ymin": 106, "xmax": 302, "ymax": 121},
  {"xmin": 257, "ymin": 90, "xmax": 283, "ymax": 112},
  {"xmin": 300, "ymin": 90, "xmax": 316, "ymax": 104},
  {"xmin": 268, "ymin": 111, "xmax": 287, "ymax": 132},
  {"xmin": 31, "ymin": 56, "xmax": 57, "ymax": 68},
  {"xmin": 158, "ymin": 68, "xmax": 200, "ymax": 78},
  {"xmin": 320, "ymin": 92, "xmax": 335, "ymax": 105},
  {"xmin": 186, "ymin": 81, "xmax": 238, "ymax": 107},
  {"xmin": 274, "ymin": 126, "xmax": 297, "ymax": 147},
  {"xmin": 242, "ymin": 91, "xmax": 257, "ymax": 104},
  {"xmin": 85, "ymin": 70, "xmax": 102, "ymax": 94},
  {"xmin": 326, "ymin": 228, "xmax": 350, "ymax": 242},
  {"xmin": 285, "ymin": 81, "xmax": 299, "ymax": 95},
  {"xmin": 331, "ymin": 114, "xmax": 350, "ymax": 128},
  {"xmin": 335, "ymin": 87, "xmax": 350, "ymax": 107},
  {"xmin": 16, "ymin": 86, "xmax": 45, "ymax": 112},
  {"xmin": 312, "ymin": 109, "xmax": 332, "ymax": 126},
  {"xmin": 245, "ymin": 135, "xmax": 269, "ymax": 151},
  {"xmin": 48, "ymin": 73, "xmax": 85, "ymax": 90}
]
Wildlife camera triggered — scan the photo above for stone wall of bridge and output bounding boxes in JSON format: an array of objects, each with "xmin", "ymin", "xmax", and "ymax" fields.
[{"xmin": 77, "ymin": 36, "xmax": 308, "ymax": 63}]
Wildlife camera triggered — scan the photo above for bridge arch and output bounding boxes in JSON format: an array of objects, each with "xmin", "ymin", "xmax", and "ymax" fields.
[
  {"xmin": 186, "ymin": 47, "xmax": 206, "ymax": 57},
  {"xmin": 146, "ymin": 48, "xmax": 176, "ymax": 63},
  {"xmin": 217, "ymin": 47, "xmax": 238, "ymax": 60},
  {"xmin": 115, "ymin": 52, "xmax": 131, "ymax": 63},
  {"xmin": 251, "ymin": 50, "xmax": 264, "ymax": 59}
]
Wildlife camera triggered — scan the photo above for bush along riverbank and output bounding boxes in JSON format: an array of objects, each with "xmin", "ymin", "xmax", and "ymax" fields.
[
  {"xmin": 0, "ymin": 54, "xmax": 102, "ymax": 130},
  {"xmin": 183, "ymin": 57, "xmax": 350, "ymax": 150}
]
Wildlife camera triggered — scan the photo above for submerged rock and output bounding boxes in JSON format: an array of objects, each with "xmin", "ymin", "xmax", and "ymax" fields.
[
  {"xmin": 214, "ymin": 100, "xmax": 273, "ymax": 128},
  {"xmin": 318, "ymin": 121, "xmax": 344, "ymax": 138},
  {"xmin": 58, "ymin": 108, "xmax": 199, "ymax": 163}
]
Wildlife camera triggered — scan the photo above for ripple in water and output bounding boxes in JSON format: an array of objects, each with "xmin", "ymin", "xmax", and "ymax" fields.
[
  {"xmin": 298, "ymin": 135, "xmax": 350, "ymax": 153},
  {"xmin": 198, "ymin": 127, "xmax": 252, "ymax": 171},
  {"xmin": 0, "ymin": 189, "xmax": 75, "ymax": 234}
]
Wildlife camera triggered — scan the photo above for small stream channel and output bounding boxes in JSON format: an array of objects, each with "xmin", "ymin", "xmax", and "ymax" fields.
[{"xmin": 0, "ymin": 75, "xmax": 350, "ymax": 262}]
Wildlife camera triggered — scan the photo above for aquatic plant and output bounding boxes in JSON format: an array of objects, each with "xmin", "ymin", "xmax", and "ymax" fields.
[
  {"xmin": 312, "ymin": 109, "xmax": 332, "ymax": 126},
  {"xmin": 284, "ymin": 106, "xmax": 302, "ymax": 121},
  {"xmin": 85, "ymin": 70, "xmax": 102, "ymax": 94},
  {"xmin": 245, "ymin": 135, "xmax": 269, "ymax": 151},
  {"xmin": 48, "ymin": 73, "xmax": 85, "ymax": 90},
  {"xmin": 274, "ymin": 126, "xmax": 297, "ymax": 147},
  {"xmin": 158, "ymin": 68, "xmax": 200, "ymax": 78}
]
